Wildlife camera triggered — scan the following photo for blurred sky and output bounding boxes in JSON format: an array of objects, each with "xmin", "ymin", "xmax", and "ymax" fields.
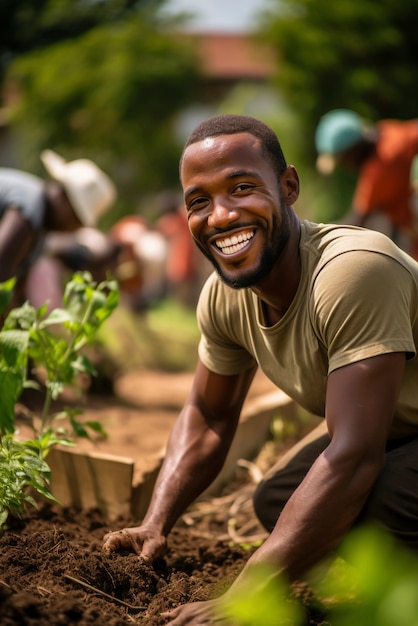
[{"xmin": 159, "ymin": 0, "xmax": 271, "ymax": 32}]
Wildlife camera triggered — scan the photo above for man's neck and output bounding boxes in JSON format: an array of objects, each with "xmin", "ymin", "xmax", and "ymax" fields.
[{"xmin": 251, "ymin": 209, "xmax": 302, "ymax": 324}]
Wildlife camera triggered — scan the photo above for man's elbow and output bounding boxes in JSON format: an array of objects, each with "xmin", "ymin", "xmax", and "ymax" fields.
[{"xmin": 326, "ymin": 443, "xmax": 385, "ymax": 495}]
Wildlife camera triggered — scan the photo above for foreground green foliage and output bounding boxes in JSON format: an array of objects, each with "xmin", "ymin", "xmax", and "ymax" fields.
[
  {"xmin": 0, "ymin": 272, "xmax": 119, "ymax": 531},
  {"xmin": 219, "ymin": 562, "xmax": 304, "ymax": 626},
  {"xmin": 221, "ymin": 525, "xmax": 418, "ymax": 625},
  {"xmin": 317, "ymin": 525, "xmax": 418, "ymax": 626},
  {"xmin": 0, "ymin": 435, "xmax": 53, "ymax": 528}
]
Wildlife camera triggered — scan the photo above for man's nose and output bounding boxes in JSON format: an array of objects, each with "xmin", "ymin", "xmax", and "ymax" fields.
[{"xmin": 207, "ymin": 200, "xmax": 239, "ymax": 229}]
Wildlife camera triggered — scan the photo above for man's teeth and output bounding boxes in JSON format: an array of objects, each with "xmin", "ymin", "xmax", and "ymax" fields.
[{"xmin": 215, "ymin": 231, "xmax": 254, "ymax": 255}]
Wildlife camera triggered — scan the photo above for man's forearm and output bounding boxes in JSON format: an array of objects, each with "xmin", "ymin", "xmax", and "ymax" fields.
[
  {"xmin": 237, "ymin": 447, "xmax": 383, "ymax": 582},
  {"xmin": 142, "ymin": 407, "xmax": 235, "ymax": 534}
]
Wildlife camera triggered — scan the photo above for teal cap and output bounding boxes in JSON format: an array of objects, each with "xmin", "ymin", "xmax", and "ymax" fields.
[{"xmin": 315, "ymin": 109, "xmax": 365, "ymax": 174}]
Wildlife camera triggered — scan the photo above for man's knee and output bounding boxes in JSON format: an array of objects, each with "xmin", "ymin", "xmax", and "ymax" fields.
[{"xmin": 359, "ymin": 437, "xmax": 418, "ymax": 549}]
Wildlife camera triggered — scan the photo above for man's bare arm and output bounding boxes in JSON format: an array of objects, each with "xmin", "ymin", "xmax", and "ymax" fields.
[
  {"xmin": 103, "ymin": 359, "xmax": 257, "ymax": 557},
  {"xmin": 0, "ymin": 207, "xmax": 36, "ymax": 282},
  {"xmin": 235, "ymin": 351, "xmax": 406, "ymax": 581}
]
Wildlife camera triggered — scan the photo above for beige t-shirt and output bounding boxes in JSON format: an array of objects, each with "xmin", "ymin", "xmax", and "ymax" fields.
[{"xmin": 197, "ymin": 221, "xmax": 418, "ymax": 438}]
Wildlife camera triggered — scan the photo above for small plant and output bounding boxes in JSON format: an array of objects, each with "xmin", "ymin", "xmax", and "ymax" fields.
[{"xmin": 0, "ymin": 271, "xmax": 119, "ymax": 531}]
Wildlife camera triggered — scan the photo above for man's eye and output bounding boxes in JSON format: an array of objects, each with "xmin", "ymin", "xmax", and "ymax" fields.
[
  {"xmin": 235, "ymin": 183, "xmax": 253, "ymax": 192},
  {"xmin": 188, "ymin": 197, "xmax": 207, "ymax": 212}
]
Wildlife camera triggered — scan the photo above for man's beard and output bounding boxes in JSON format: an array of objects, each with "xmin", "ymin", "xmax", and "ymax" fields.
[{"xmin": 195, "ymin": 205, "xmax": 291, "ymax": 290}]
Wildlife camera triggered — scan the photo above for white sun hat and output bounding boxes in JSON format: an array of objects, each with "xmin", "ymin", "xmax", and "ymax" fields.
[{"xmin": 40, "ymin": 149, "xmax": 117, "ymax": 226}]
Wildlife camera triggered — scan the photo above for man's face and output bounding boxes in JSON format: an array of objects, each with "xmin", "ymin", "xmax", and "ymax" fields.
[{"xmin": 181, "ymin": 132, "xmax": 292, "ymax": 289}]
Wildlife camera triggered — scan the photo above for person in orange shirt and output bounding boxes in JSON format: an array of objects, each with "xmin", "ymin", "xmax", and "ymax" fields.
[{"xmin": 315, "ymin": 109, "xmax": 418, "ymax": 258}]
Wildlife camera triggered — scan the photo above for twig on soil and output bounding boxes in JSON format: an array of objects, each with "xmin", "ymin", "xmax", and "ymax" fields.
[
  {"xmin": 227, "ymin": 518, "xmax": 267, "ymax": 544},
  {"xmin": 0, "ymin": 579, "xmax": 12, "ymax": 590},
  {"xmin": 37, "ymin": 585, "xmax": 56, "ymax": 597},
  {"xmin": 236, "ymin": 458, "xmax": 263, "ymax": 484},
  {"xmin": 64, "ymin": 574, "xmax": 146, "ymax": 613},
  {"xmin": 39, "ymin": 540, "xmax": 63, "ymax": 554},
  {"xmin": 228, "ymin": 490, "xmax": 252, "ymax": 518},
  {"xmin": 181, "ymin": 488, "xmax": 251, "ymax": 525}
]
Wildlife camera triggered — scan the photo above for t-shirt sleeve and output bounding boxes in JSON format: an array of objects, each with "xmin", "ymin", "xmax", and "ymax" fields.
[
  {"xmin": 312, "ymin": 250, "xmax": 417, "ymax": 373},
  {"xmin": 196, "ymin": 273, "xmax": 256, "ymax": 375}
]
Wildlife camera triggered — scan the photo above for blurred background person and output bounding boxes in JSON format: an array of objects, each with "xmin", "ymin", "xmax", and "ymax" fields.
[
  {"xmin": 315, "ymin": 109, "xmax": 418, "ymax": 258},
  {"xmin": 156, "ymin": 190, "xmax": 211, "ymax": 308},
  {"xmin": 110, "ymin": 215, "xmax": 168, "ymax": 312},
  {"xmin": 25, "ymin": 227, "xmax": 134, "ymax": 312},
  {"xmin": 0, "ymin": 148, "xmax": 116, "ymax": 317}
]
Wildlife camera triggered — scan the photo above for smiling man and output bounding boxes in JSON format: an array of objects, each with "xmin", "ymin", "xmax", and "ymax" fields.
[{"xmin": 103, "ymin": 115, "xmax": 418, "ymax": 625}]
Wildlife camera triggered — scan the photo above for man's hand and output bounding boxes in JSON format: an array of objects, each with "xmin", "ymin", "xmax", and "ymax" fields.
[
  {"xmin": 161, "ymin": 598, "xmax": 229, "ymax": 625},
  {"xmin": 102, "ymin": 525, "xmax": 167, "ymax": 562}
]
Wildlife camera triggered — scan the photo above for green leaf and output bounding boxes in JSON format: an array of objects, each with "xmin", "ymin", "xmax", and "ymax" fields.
[
  {"xmin": 0, "ymin": 369, "xmax": 26, "ymax": 434},
  {"xmin": 0, "ymin": 507, "xmax": 9, "ymax": 530},
  {"xmin": 3, "ymin": 300, "xmax": 37, "ymax": 330},
  {"xmin": 219, "ymin": 562, "xmax": 304, "ymax": 626},
  {"xmin": 46, "ymin": 380, "xmax": 66, "ymax": 400},
  {"xmin": 0, "ymin": 277, "xmax": 16, "ymax": 315},
  {"xmin": 39, "ymin": 308, "xmax": 75, "ymax": 327},
  {"xmin": 69, "ymin": 418, "xmax": 90, "ymax": 438},
  {"xmin": 84, "ymin": 420, "xmax": 108, "ymax": 438},
  {"xmin": 0, "ymin": 329, "xmax": 29, "ymax": 366}
]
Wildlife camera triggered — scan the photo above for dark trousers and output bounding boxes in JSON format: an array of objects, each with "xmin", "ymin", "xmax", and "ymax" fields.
[{"xmin": 253, "ymin": 420, "xmax": 418, "ymax": 548}]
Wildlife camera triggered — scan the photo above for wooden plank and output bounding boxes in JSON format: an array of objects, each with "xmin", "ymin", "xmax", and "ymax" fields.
[
  {"xmin": 201, "ymin": 391, "xmax": 295, "ymax": 496},
  {"xmin": 44, "ymin": 390, "xmax": 296, "ymax": 521},
  {"xmin": 47, "ymin": 447, "xmax": 134, "ymax": 520}
]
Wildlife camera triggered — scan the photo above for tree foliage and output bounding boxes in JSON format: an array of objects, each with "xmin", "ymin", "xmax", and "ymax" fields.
[
  {"xmin": 0, "ymin": 0, "xmax": 164, "ymax": 76},
  {"xmin": 254, "ymin": 0, "xmax": 418, "ymax": 221},
  {"xmin": 5, "ymin": 9, "xmax": 200, "ymax": 220},
  {"xmin": 260, "ymin": 0, "xmax": 418, "ymax": 147}
]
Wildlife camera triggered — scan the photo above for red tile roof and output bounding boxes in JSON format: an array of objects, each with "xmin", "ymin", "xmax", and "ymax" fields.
[{"xmin": 186, "ymin": 32, "xmax": 275, "ymax": 79}]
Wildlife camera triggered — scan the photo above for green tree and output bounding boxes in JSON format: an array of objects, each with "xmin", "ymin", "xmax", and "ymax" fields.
[
  {"xmin": 0, "ymin": 0, "xmax": 165, "ymax": 79},
  {"xmin": 5, "ymin": 13, "xmax": 200, "ymax": 221},
  {"xmin": 261, "ymin": 0, "xmax": 418, "ymax": 134},
  {"xmin": 256, "ymin": 0, "xmax": 418, "ymax": 221}
]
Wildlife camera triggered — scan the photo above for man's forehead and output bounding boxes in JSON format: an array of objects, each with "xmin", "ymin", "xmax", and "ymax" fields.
[
  {"xmin": 202, "ymin": 137, "xmax": 216, "ymax": 149},
  {"xmin": 184, "ymin": 132, "xmax": 261, "ymax": 161}
]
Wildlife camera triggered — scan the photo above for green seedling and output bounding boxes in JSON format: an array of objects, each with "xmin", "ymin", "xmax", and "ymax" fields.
[{"xmin": 0, "ymin": 271, "xmax": 119, "ymax": 531}]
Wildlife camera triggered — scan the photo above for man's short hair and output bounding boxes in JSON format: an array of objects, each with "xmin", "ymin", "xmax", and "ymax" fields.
[{"xmin": 181, "ymin": 114, "xmax": 287, "ymax": 178}]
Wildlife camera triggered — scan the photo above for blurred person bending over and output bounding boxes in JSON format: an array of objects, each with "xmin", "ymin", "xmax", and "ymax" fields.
[
  {"xmin": 0, "ymin": 149, "xmax": 116, "ymax": 315},
  {"xmin": 103, "ymin": 114, "xmax": 418, "ymax": 625},
  {"xmin": 315, "ymin": 108, "xmax": 418, "ymax": 258}
]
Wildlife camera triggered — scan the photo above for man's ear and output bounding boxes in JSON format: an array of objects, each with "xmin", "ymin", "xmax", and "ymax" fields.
[{"xmin": 280, "ymin": 166, "xmax": 300, "ymax": 205}]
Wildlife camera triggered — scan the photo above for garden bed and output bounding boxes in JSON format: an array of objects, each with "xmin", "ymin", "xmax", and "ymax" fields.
[
  {"xmin": 1, "ymin": 368, "xmax": 326, "ymax": 625},
  {"xmin": 0, "ymin": 487, "xmax": 329, "ymax": 626}
]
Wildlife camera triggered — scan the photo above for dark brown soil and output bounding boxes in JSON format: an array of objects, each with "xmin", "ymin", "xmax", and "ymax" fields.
[
  {"xmin": 1, "ymin": 369, "xmax": 329, "ymax": 625},
  {"xmin": 0, "ymin": 496, "xmax": 329, "ymax": 626},
  {"xmin": 0, "ymin": 502, "xmax": 247, "ymax": 626}
]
